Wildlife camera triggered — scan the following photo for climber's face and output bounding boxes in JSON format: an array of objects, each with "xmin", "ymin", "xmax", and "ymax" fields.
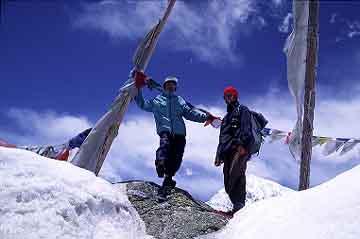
[
  {"xmin": 224, "ymin": 93, "xmax": 237, "ymax": 105},
  {"xmin": 164, "ymin": 82, "xmax": 177, "ymax": 93}
]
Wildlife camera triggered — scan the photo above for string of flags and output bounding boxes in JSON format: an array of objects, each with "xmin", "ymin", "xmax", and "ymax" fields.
[
  {"xmin": 262, "ymin": 128, "xmax": 360, "ymax": 156},
  {"xmin": 1, "ymin": 126, "xmax": 358, "ymax": 161},
  {"xmin": 0, "ymin": 128, "xmax": 92, "ymax": 162}
]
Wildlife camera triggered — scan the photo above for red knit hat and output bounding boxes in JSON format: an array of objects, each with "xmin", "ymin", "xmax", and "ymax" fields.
[{"xmin": 223, "ymin": 86, "xmax": 238, "ymax": 98}]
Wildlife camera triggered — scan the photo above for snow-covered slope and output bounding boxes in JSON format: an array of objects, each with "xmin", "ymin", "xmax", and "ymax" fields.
[
  {"xmin": 206, "ymin": 174, "xmax": 293, "ymax": 212},
  {"xmin": 3, "ymin": 146, "xmax": 360, "ymax": 239},
  {"xmin": 202, "ymin": 165, "xmax": 360, "ymax": 239},
  {"xmin": 0, "ymin": 147, "xmax": 152, "ymax": 239}
]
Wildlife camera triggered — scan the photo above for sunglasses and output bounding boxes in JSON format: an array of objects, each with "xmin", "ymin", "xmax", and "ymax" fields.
[{"xmin": 224, "ymin": 93, "xmax": 233, "ymax": 98}]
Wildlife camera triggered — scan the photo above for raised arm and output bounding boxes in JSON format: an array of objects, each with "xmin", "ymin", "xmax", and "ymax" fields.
[{"xmin": 135, "ymin": 89, "xmax": 154, "ymax": 112}]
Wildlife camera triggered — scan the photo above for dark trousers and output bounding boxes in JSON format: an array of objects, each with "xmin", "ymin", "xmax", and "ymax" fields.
[
  {"xmin": 156, "ymin": 132, "xmax": 186, "ymax": 178},
  {"xmin": 223, "ymin": 151, "xmax": 249, "ymax": 206}
]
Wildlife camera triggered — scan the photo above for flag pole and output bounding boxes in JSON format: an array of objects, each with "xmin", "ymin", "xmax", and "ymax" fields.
[{"xmin": 299, "ymin": 0, "xmax": 319, "ymax": 191}]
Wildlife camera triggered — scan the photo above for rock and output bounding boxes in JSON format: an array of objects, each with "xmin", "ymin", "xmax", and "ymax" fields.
[{"xmin": 116, "ymin": 181, "xmax": 229, "ymax": 239}]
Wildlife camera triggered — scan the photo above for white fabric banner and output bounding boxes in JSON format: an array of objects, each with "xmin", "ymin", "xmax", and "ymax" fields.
[
  {"xmin": 71, "ymin": 0, "xmax": 177, "ymax": 175},
  {"xmin": 71, "ymin": 79, "xmax": 136, "ymax": 174},
  {"xmin": 284, "ymin": 0, "xmax": 309, "ymax": 161}
]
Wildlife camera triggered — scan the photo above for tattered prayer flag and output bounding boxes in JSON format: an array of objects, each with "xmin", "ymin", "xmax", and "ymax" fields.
[
  {"xmin": 0, "ymin": 140, "xmax": 16, "ymax": 148},
  {"xmin": 262, "ymin": 128, "xmax": 271, "ymax": 136},
  {"xmin": 311, "ymin": 136, "xmax": 320, "ymax": 147},
  {"xmin": 68, "ymin": 128, "xmax": 92, "ymax": 150},
  {"xmin": 23, "ymin": 144, "xmax": 68, "ymax": 159},
  {"xmin": 318, "ymin": 137, "xmax": 331, "ymax": 146},
  {"xmin": 269, "ymin": 129, "xmax": 287, "ymax": 143},
  {"xmin": 340, "ymin": 139, "xmax": 359, "ymax": 156},
  {"xmin": 285, "ymin": 132, "xmax": 292, "ymax": 144},
  {"xmin": 55, "ymin": 148, "xmax": 70, "ymax": 161},
  {"xmin": 312, "ymin": 136, "xmax": 331, "ymax": 147},
  {"xmin": 322, "ymin": 140, "xmax": 345, "ymax": 156}
]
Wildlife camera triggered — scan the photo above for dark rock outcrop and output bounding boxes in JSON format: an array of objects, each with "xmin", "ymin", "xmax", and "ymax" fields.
[{"xmin": 119, "ymin": 181, "xmax": 229, "ymax": 239}]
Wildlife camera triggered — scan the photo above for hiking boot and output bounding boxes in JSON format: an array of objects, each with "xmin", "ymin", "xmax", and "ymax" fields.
[
  {"xmin": 157, "ymin": 177, "xmax": 176, "ymax": 201},
  {"xmin": 163, "ymin": 176, "xmax": 176, "ymax": 189},
  {"xmin": 213, "ymin": 210, "xmax": 234, "ymax": 219},
  {"xmin": 155, "ymin": 159, "xmax": 165, "ymax": 178},
  {"xmin": 157, "ymin": 185, "xmax": 173, "ymax": 202},
  {"xmin": 232, "ymin": 202, "xmax": 245, "ymax": 214}
]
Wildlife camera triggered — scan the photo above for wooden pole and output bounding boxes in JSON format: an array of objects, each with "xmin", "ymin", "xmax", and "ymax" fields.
[
  {"xmin": 299, "ymin": 0, "xmax": 319, "ymax": 191},
  {"xmin": 0, "ymin": 0, "xmax": 5, "ymax": 25}
]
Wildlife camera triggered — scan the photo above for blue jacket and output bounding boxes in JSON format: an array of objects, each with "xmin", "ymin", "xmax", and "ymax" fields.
[{"xmin": 135, "ymin": 90, "xmax": 208, "ymax": 136}]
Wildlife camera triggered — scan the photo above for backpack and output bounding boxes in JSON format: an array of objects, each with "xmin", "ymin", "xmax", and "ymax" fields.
[{"xmin": 248, "ymin": 111, "xmax": 268, "ymax": 155}]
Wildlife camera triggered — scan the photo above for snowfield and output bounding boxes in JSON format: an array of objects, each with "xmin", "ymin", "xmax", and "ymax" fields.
[
  {"xmin": 206, "ymin": 174, "xmax": 293, "ymax": 212},
  {"xmin": 1, "ymin": 146, "xmax": 360, "ymax": 239},
  {"xmin": 0, "ymin": 147, "xmax": 152, "ymax": 239},
  {"xmin": 202, "ymin": 165, "xmax": 360, "ymax": 239}
]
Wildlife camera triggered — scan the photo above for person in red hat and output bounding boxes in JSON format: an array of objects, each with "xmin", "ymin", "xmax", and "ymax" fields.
[{"xmin": 215, "ymin": 86, "xmax": 253, "ymax": 215}]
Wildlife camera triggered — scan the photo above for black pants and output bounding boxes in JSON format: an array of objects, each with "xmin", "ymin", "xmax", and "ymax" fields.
[
  {"xmin": 155, "ymin": 132, "xmax": 186, "ymax": 178},
  {"xmin": 223, "ymin": 151, "xmax": 250, "ymax": 206}
]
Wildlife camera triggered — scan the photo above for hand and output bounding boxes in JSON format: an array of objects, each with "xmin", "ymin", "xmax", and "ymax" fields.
[
  {"xmin": 214, "ymin": 156, "xmax": 223, "ymax": 167},
  {"xmin": 134, "ymin": 70, "xmax": 149, "ymax": 89},
  {"xmin": 236, "ymin": 145, "xmax": 248, "ymax": 157},
  {"xmin": 147, "ymin": 78, "xmax": 161, "ymax": 90},
  {"xmin": 204, "ymin": 113, "xmax": 222, "ymax": 127}
]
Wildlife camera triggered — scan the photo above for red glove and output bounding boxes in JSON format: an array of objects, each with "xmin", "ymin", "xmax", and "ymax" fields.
[{"xmin": 134, "ymin": 71, "xmax": 148, "ymax": 89}]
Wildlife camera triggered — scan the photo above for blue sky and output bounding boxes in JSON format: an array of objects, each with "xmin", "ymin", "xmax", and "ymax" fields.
[{"xmin": 1, "ymin": 0, "xmax": 360, "ymax": 200}]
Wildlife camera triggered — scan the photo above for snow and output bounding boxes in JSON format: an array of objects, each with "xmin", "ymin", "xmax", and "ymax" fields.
[
  {"xmin": 206, "ymin": 174, "xmax": 293, "ymax": 212},
  {"xmin": 2, "ymin": 146, "xmax": 360, "ymax": 239},
  {"xmin": 0, "ymin": 147, "xmax": 152, "ymax": 239},
  {"xmin": 202, "ymin": 165, "xmax": 360, "ymax": 239}
]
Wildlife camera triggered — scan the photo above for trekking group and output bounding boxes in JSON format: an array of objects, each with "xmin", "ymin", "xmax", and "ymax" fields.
[
  {"xmin": 0, "ymin": 68, "xmax": 268, "ymax": 216},
  {"xmin": 133, "ymin": 70, "xmax": 268, "ymax": 215}
]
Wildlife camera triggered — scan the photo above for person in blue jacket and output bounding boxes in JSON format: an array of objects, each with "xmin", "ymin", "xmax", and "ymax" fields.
[{"xmin": 133, "ymin": 71, "xmax": 216, "ymax": 198}]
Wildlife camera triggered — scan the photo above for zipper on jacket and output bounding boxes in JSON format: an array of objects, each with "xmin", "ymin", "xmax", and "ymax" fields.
[{"xmin": 168, "ymin": 95, "xmax": 174, "ymax": 134}]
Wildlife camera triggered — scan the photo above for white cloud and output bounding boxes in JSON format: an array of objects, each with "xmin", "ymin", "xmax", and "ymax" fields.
[
  {"xmin": 272, "ymin": 0, "xmax": 284, "ymax": 6},
  {"xmin": 3, "ymin": 85, "xmax": 360, "ymax": 199},
  {"xmin": 330, "ymin": 13, "xmax": 338, "ymax": 24},
  {"xmin": 4, "ymin": 109, "xmax": 91, "ymax": 146},
  {"xmin": 348, "ymin": 31, "xmax": 360, "ymax": 38},
  {"xmin": 329, "ymin": 15, "xmax": 360, "ymax": 41},
  {"xmin": 278, "ymin": 13, "xmax": 292, "ymax": 33},
  {"xmin": 346, "ymin": 20, "xmax": 360, "ymax": 38},
  {"xmin": 72, "ymin": 0, "xmax": 270, "ymax": 65},
  {"xmin": 73, "ymin": 0, "xmax": 163, "ymax": 40}
]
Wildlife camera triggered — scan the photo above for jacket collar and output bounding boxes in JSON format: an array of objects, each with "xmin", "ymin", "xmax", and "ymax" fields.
[
  {"xmin": 162, "ymin": 91, "xmax": 177, "ymax": 98},
  {"xmin": 227, "ymin": 100, "xmax": 240, "ymax": 113}
]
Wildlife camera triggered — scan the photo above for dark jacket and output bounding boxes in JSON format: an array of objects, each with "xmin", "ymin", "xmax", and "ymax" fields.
[{"xmin": 216, "ymin": 101, "xmax": 252, "ymax": 161}]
